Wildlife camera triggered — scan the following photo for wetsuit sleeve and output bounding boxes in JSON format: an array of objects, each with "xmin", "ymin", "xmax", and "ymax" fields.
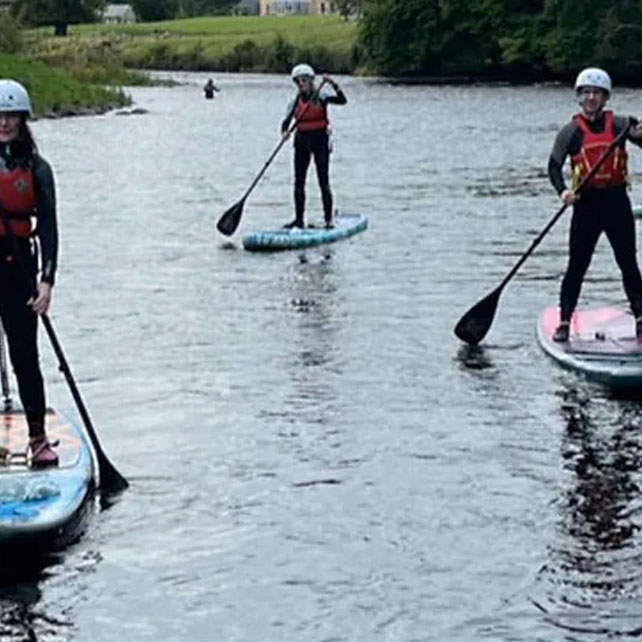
[
  {"xmin": 323, "ymin": 85, "xmax": 347, "ymax": 105},
  {"xmin": 281, "ymin": 98, "xmax": 296, "ymax": 133},
  {"xmin": 547, "ymin": 121, "xmax": 578, "ymax": 195},
  {"xmin": 615, "ymin": 115, "xmax": 642, "ymax": 149},
  {"xmin": 32, "ymin": 156, "xmax": 58, "ymax": 286}
]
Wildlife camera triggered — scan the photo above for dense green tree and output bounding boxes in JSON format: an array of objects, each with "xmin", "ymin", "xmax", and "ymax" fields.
[
  {"xmin": 179, "ymin": 0, "xmax": 236, "ymax": 16},
  {"xmin": 11, "ymin": 0, "xmax": 104, "ymax": 30},
  {"xmin": 358, "ymin": 0, "xmax": 502, "ymax": 76},
  {"xmin": 130, "ymin": 0, "xmax": 180, "ymax": 21},
  {"xmin": 357, "ymin": 0, "xmax": 642, "ymax": 81},
  {"xmin": 0, "ymin": 13, "xmax": 23, "ymax": 53}
]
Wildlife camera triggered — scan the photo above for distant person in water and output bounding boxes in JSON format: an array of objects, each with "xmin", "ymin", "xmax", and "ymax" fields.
[
  {"xmin": 203, "ymin": 78, "xmax": 220, "ymax": 100},
  {"xmin": 0, "ymin": 79, "xmax": 59, "ymax": 467},
  {"xmin": 548, "ymin": 67, "xmax": 642, "ymax": 343},
  {"xmin": 281, "ymin": 63, "xmax": 347, "ymax": 229}
]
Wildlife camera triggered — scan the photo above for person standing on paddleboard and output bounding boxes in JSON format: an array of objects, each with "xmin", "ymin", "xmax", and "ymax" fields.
[
  {"xmin": 0, "ymin": 79, "xmax": 58, "ymax": 467},
  {"xmin": 281, "ymin": 63, "xmax": 347, "ymax": 229},
  {"xmin": 548, "ymin": 67, "xmax": 642, "ymax": 343}
]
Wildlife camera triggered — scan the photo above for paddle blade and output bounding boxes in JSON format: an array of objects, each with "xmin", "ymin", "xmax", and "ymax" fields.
[
  {"xmin": 454, "ymin": 287, "xmax": 503, "ymax": 345},
  {"xmin": 97, "ymin": 449, "xmax": 129, "ymax": 493},
  {"xmin": 217, "ymin": 199, "xmax": 245, "ymax": 236}
]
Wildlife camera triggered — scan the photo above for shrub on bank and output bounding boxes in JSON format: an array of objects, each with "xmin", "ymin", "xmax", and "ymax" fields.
[
  {"xmin": 0, "ymin": 14, "xmax": 23, "ymax": 54},
  {"xmin": 0, "ymin": 54, "xmax": 130, "ymax": 116},
  {"xmin": 121, "ymin": 34, "xmax": 353, "ymax": 73}
]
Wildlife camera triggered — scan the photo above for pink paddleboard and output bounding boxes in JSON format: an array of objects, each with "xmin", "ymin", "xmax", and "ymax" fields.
[{"xmin": 537, "ymin": 307, "xmax": 642, "ymax": 389}]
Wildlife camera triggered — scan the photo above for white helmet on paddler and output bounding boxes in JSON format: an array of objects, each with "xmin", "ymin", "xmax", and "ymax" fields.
[
  {"xmin": 291, "ymin": 63, "xmax": 315, "ymax": 81},
  {"xmin": 0, "ymin": 80, "xmax": 33, "ymax": 117},
  {"xmin": 574, "ymin": 67, "xmax": 612, "ymax": 96}
]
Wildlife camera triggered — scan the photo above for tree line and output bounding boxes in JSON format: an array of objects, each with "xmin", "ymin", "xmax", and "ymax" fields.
[
  {"xmin": 6, "ymin": 0, "xmax": 642, "ymax": 82},
  {"xmin": 357, "ymin": 0, "xmax": 642, "ymax": 82},
  {"xmin": 9, "ymin": 0, "xmax": 238, "ymax": 25}
]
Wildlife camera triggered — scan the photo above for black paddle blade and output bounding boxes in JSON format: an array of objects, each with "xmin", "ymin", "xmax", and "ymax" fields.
[
  {"xmin": 454, "ymin": 287, "xmax": 503, "ymax": 345},
  {"xmin": 97, "ymin": 450, "xmax": 129, "ymax": 493},
  {"xmin": 217, "ymin": 199, "xmax": 245, "ymax": 236}
]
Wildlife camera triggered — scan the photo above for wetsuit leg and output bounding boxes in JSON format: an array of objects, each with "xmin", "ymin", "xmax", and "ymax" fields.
[
  {"xmin": 601, "ymin": 188, "xmax": 642, "ymax": 317},
  {"xmin": 0, "ymin": 253, "xmax": 45, "ymax": 437},
  {"xmin": 559, "ymin": 195, "xmax": 602, "ymax": 322},
  {"xmin": 311, "ymin": 131, "xmax": 333, "ymax": 223},
  {"xmin": 294, "ymin": 134, "xmax": 312, "ymax": 226}
]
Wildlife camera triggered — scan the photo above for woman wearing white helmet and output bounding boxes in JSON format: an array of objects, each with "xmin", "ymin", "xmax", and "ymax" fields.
[
  {"xmin": 548, "ymin": 67, "xmax": 642, "ymax": 342},
  {"xmin": 281, "ymin": 63, "xmax": 347, "ymax": 229},
  {"xmin": 0, "ymin": 79, "xmax": 59, "ymax": 466}
]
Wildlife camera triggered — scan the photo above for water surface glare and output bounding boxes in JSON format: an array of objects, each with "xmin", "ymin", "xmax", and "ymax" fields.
[{"xmin": 2, "ymin": 73, "xmax": 642, "ymax": 641}]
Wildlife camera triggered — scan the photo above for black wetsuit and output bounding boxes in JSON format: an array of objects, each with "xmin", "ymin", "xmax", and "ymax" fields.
[
  {"xmin": 0, "ymin": 144, "xmax": 58, "ymax": 437},
  {"xmin": 548, "ymin": 113, "xmax": 642, "ymax": 322},
  {"xmin": 204, "ymin": 82, "xmax": 219, "ymax": 99},
  {"xmin": 281, "ymin": 86, "xmax": 347, "ymax": 226}
]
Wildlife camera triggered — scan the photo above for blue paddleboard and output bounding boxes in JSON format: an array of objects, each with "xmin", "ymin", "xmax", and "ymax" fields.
[
  {"xmin": 242, "ymin": 212, "xmax": 368, "ymax": 252},
  {"xmin": 0, "ymin": 408, "xmax": 95, "ymax": 554}
]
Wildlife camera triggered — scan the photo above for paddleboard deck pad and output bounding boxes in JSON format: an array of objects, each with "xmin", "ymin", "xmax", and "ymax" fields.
[
  {"xmin": 242, "ymin": 212, "xmax": 367, "ymax": 251},
  {"xmin": 537, "ymin": 306, "xmax": 642, "ymax": 388},
  {"xmin": 0, "ymin": 408, "xmax": 94, "ymax": 554}
]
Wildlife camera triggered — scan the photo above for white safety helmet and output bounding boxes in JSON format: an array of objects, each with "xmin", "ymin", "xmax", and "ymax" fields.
[
  {"xmin": 574, "ymin": 67, "xmax": 612, "ymax": 96},
  {"xmin": 0, "ymin": 80, "xmax": 32, "ymax": 117},
  {"xmin": 291, "ymin": 63, "xmax": 315, "ymax": 81}
]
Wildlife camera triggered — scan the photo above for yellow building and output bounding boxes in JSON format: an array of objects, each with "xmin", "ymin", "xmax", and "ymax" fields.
[{"xmin": 259, "ymin": 0, "xmax": 337, "ymax": 15}]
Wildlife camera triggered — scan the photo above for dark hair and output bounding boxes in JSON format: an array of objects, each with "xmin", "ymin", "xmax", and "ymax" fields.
[{"xmin": 8, "ymin": 116, "xmax": 37, "ymax": 166}]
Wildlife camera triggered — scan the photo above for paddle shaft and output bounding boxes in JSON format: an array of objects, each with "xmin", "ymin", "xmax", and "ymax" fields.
[
  {"xmin": 0, "ymin": 323, "xmax": 11, "ymax": 410},
  {"xmin": 0, "ymin": 208, "xmax": 128, "ymax": 492},
  {"xmin": 496, "ymin": 119, "xmax": 632, "ymax": 293},
  {"xmin": 236, "ymin": 80, "xmax": 328, "ymax": 205}
]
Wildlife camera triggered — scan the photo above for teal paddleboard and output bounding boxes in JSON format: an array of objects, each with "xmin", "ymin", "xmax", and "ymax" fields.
[{"xmin": 242, "ymin": 212, "xmax": 368, "ymax": 252}]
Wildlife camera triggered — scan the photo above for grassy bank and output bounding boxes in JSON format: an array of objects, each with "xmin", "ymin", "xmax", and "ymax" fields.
[
  {"xmin": 0, "ymin": 54, "xmax": 130, "ymax": 117},
  {"xmin": 26, "ymin": 15, "xmax": 358, "ymax": 74}
]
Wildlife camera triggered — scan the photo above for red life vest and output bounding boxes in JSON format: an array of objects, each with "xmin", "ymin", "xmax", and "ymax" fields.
[
  {"xmin": 294, "ymin": 96, "xmax": 328, "ymax": 133},
  {"xmin": 0, "ymin": 166, "xmax": 35, "ymax": 238},
  {"xmin": 570, "ymin": 111, "xmax": 627, "ymax": 189}
]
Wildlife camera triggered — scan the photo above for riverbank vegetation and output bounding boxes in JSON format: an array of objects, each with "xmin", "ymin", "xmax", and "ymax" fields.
[
  {"xmin": 4, "ymin": 1, "xmax": 642, "ymax": 85},
  {"xmin": 358, "ymin": 0, "xmax": 642, "ymax": 82},
  {"xmin": 25, "ymin": 15, "xmax": 357, "ymax": 74},
  {"xmin": 0, "ymin": 54, "xmax": 129, "ymax": 117}
]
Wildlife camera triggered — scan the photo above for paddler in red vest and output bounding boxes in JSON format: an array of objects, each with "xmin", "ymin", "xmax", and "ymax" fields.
[
  {"xmin": 548, "ymin": 67, "xmax": 642, "ymax": 342},
  {"xmin": 281, "ymin": 63, "xmax": 347, "ymax": 229},
  {"xmin": 0, "ymin": 79, "xmax": 58, "ymax": 466}
]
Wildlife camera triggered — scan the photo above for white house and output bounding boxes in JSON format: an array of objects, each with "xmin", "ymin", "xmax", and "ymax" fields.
[
  {"xmin": 102, "ymin": 4, "xmax": 136, "ymax": 23},
  {"xmin": 259, "ymin": 0, "xmax": 336, "ymax": 15}
]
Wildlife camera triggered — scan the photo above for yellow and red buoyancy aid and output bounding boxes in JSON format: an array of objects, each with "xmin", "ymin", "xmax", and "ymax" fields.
[
  {"xmin": 571, "ymin": 111, "xmax": 627, "ymax": 189},
  {"xmin": 0, "ymin": 167, "xmax": 35, "ymax": 238},
  {"xmin": 294, "ymin": 96, "xmax": 328, "ymax": 133}
]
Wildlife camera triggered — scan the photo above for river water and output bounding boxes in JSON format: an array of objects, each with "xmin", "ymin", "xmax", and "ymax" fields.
[{"xmin": 2, "ymin": 72, "xmax": 642, "ymax": 641}]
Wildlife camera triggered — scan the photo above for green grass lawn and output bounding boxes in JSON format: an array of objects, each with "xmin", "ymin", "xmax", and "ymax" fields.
[{"xmin": 26, "ymin": 15, "xmax": 358, "ymax": 74}]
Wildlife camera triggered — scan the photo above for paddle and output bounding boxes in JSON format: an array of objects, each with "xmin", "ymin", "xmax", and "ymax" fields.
[
  {"xmin": 454, "ymin": 118, "xmax": 633, "ymax": 345},
  {"xmin": 216, "ymin": 79, "xmax": 328, "ymax": 236},
  {"xmin": 0, "ymin": 209, "xmax": 129, "ymax": 493},
  {"xmin": 0, "ymin": 325, "xmax": 11, "ymax": 411}
]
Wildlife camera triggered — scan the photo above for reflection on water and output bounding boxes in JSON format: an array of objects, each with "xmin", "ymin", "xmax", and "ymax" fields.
[
  {"xmin": 533, "ymin": 386, "xmax": 642, "ymax": 637},
  {"xmin": 456, "ymin": 344, "xmax": 495, "ymax": 370},
  {"xmin": 0, "ymin": 558, "xmax": 63, "ymax": 642}
]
